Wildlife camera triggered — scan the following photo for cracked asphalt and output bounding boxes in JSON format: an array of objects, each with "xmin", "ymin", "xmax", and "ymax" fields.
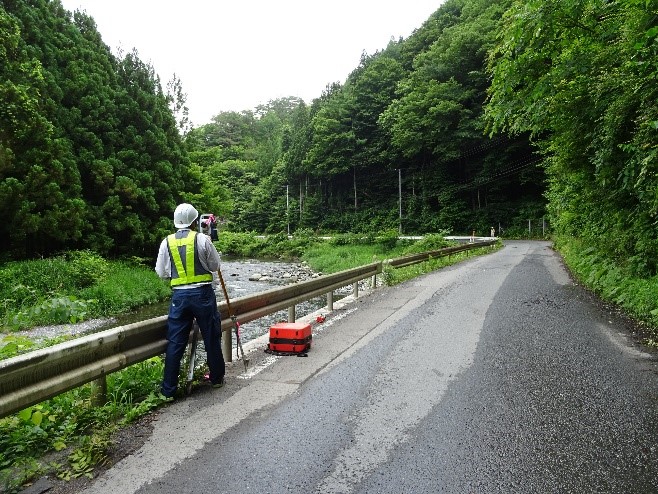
[{"xmin": 70, "ymin": 241, "xmax": 658, "ymax": 494}]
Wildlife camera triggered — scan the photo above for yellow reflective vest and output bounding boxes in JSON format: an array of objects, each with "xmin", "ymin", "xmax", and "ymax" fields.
[{"xmin": 166, "ymin": 231, "xmax": 213, "ymax": 286}]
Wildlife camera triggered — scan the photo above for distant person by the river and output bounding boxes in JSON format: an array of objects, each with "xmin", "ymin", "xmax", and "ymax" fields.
[
  {"xmin": 154, "ymin": 203, "xmax": 225, "ymax": 399},
  {"xmin": 209, "ymin": 213, "xmax": 218, "ymax": 241}
]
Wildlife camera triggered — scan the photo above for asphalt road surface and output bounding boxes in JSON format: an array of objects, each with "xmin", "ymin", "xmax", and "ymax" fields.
[{"xmin": 80, "ymin": 241, "xmax": 658, "ymax": 493}]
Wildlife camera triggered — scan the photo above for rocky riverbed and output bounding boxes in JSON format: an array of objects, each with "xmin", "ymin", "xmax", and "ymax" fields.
[{"xmin": 9, "ymin": 259, "xmax": 331, "ymax": 344}]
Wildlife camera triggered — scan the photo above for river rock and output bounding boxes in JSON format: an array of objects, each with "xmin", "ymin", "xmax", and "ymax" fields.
[{"xmin": 246, "ymin": 263, "xmax": 319, "ymax": 283}]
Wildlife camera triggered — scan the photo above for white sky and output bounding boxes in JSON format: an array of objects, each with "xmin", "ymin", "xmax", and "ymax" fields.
[{"xmin": 58, "ymin": 0, "xmax": 442, "ymax": 126}]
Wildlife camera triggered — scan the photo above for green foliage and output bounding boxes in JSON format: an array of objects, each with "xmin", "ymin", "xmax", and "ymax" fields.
[
  {"xmin": 0, "ymin": 253, "xmax": 169, "ymax": 330},
  {"xmin": 1, "ymin": 1, "xmax": 191, "ymax": 260},
  {"xmin": 0, "ymin": 357, "xmax": 164, "ymax": 492},
  {"xmin": 0, "ymin": 253, "xmax": 94, "ymax": 328},
  {"xmin": 328, "ymin": 233, "xmax": 377, "ymax": 247},
  {"xmin": 65, "ymin": 250, "xmax": 109, "ymax": 288},
  {"xmin": 78, "ymin": 261, "xmax": 170, "ymax": 315},
  {"xmin": 181, "ymin": 0, "xmax": 543, "ymax": 239},
  {"xmin": 215, "ymin": 231, "xmax": 268, "ymax": 258},
  {"xmin": 57, "ymin": 431, "xmax": 112, "ymax": 481},
  {"xmin": 556, "ymin": 236, "xmax": 658, "ymax": 340},
  {"xmin": 215, "ymin": 231, "xmax": 322, "ymax": 260},
  {"xmin": 486, "ymin": 0, "xmax": 658, "ymax": 275},
  {"xmin": 0, "ymin": 258, "xmax": 68, "ymax": 305},
  {"xmin": 401, "ymin": 233, "xmax": 452, "ymax": 253},
  {"xmin": 0, "ymin": 334, "xmax": 36, "ymax": 359},
  {"xmin": 11, "ymin": 296, "xmax": 96, "ymax": 329},
  {"xmin": 0, "ymin": 334, "xmax": 75, "ymax": 361},
  {"xmin": 2, "ymin": 0, "xmax": 548, "ymax": 260},
  {"xmin": 302, "ymin": 234, "xmax": 419, "ymax": 274}
]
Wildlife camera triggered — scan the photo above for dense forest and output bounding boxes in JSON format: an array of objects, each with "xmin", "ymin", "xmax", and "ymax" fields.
[
  {"xmin": 2, "ymin": 0, "xmax": 658, "ymax": 280},
  {"xmin": 487, "ymin": 0, "xmax": 658, "ymax": 277},
  {"xmin": 188, "ymin": 0, "xmax": 544, "ymax": 238}
]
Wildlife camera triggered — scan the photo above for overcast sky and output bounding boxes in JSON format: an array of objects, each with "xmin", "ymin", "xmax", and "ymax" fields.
[{"xmin": 58, "ymin": 0, "xmax": 442, "ymax": 126}]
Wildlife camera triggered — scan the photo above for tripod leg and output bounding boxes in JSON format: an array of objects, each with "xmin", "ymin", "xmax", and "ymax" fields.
[{"xmin": 185, "ymin": 320, "xmax": 200, "ymax": 395}]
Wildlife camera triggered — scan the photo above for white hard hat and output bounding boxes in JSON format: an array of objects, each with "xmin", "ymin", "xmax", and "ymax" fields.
[{"xmin": 173, "ymin": 203, "xmax": 198, "ymax": 228}]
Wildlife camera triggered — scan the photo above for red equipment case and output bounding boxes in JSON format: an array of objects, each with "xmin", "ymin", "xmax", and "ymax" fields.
[{"xmin": 268, "ymin": 322, "xmax": 312, "ymax": 353}]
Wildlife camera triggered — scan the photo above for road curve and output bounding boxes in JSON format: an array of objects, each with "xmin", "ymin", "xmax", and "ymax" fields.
[{"xmin": 80, "ymin": 241, "xmax": 658, "ymax": 493}]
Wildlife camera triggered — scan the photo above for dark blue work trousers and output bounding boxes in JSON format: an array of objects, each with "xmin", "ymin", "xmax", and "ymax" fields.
[{"xmin": 161, "ymin": 284, "xmax": 225, "ymax": 397}]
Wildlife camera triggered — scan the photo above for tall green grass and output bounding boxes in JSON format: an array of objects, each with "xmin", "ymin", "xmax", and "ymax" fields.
[
  {"xmin": 301, "ymin": 233, "xmax": 453, "ymax": 273},
  {"xmin": 555, "ymin": 236, "xmax": 658, "ymax": 346},
  {"xmin": 78, "ymin": 262, "xmax": 170, "ymax": 315},
  {"xmin": 302, "ymin": 243, "xmax": 403, "ymax": 273},
  {"xmin": 0, "ymin": 357, "xmax": 166, "ymax": 493},
  {"xmin": 215, "ymin": 230, "xmax": 321, "ymax": 259},
  {"xmin": 0, "ymin": 252, "xmax": 169, "ymax": 332}
]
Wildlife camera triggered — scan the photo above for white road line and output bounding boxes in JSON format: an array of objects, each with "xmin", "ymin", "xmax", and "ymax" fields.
[
  {"xmin": 313, "ymin": 307, "xmax": 358, "ymax": 335},
  {"xmin": 236, "ymin": 307, "xmax": 360, "ymax": 379},
  {"xmin": 236, "ymin": 355, "xmax": 281, "ymax": 379}
]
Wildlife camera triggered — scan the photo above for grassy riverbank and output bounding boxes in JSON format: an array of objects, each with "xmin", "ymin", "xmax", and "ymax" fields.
[
  {"xmin": 0, "ymin": 232, "xmax": 496, "ymax": 493},
  {"xmin": 555, "ymin": 236, "xmax": 658, "ymax": 347},
  {"xmin": 3, "ymin": 234, "xmax": 656, "ymax": 492},
  {"xmin": 0, "ymin": 232, "xmax": 483, "ymax": 355}
]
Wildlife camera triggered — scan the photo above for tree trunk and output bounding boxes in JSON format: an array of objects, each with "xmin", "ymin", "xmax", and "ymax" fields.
[{"xmin": 353, "ymin": 167, "xmax": 358, "ymax": 211}]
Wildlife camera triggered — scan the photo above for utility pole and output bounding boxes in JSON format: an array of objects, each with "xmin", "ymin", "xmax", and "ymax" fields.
[
  {"xmin": 285, "ymin": 185, "xmax": 290, "ymax": 236},
  {"xmin": 353, "ymin": 167, "xmax": 358, "ymax": 210},
  {"xmin": 398, "ymin": 168, "xmax": 402, "ymax": 235}
]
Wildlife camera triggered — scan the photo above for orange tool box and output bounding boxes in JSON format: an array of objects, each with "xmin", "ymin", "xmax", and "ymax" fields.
[{"xmin": 268, "ymin": 322, "xmax": 312, "ymax": 353}]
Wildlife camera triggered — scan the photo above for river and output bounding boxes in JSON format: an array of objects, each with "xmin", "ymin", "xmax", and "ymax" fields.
[{"xmin": 18, "ymin": 259, "xmax": 347, "ymax": 346}]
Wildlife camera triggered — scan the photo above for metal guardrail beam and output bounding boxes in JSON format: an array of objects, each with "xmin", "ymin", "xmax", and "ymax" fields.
[
  {"xmin": 386, "ymin": 240, "xmax": 497, "ymax": 268},
  {"xmin": 0, "ymin": 316, "xmax": 169, "ymax": 418},
  {"xmin": 0, "ymin": 262, "xmax": 381, "ymax": 418},
  {"xmin": 0, "ymin": 242, "xmax": 494, "ymax": 418},
  {"xmin": 218, "ymin": 262, "xmax": 380, "ymax": 330}
]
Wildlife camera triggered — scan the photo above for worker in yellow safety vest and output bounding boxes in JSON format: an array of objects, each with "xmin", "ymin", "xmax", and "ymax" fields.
[{"xmin": 155, "ymin": 203, "xmax": 225, "ymax": 399}]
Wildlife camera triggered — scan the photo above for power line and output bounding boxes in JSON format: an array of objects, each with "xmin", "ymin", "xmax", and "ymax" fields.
[{"xmin": 438, "ymin": 156, "xmax": 543, "ymax": 195}]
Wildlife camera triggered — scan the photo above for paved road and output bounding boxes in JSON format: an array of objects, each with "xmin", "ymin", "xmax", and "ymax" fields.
[{"xmin": 81, "ymin": 241, "xmax": 658, "ymax": 493}]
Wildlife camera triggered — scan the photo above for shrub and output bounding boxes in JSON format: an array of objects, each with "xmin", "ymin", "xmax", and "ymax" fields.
[
  {"xmin": 402, "ymin": 233, "xmax": 451, "ymax": 254},
  {"xmin": 216, "ymin": 232, "xmax": 263, "ymax": 257},
  {"xmin": 65, "ymin": 251, "xmax": 109, "ymax": 289},
  {"xmin": 375, "ymin": 230, "xmax": 400, "ymax": 250},
  {"xmin": 11, "ymin": 296, "xmax": 96, "ymax": 328}
]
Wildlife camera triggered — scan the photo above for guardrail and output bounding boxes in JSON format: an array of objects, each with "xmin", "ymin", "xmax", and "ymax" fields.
[
  {"xmin": 386, "ymin": 240, "xmax": 496, "ymax": 268},
  {"xmin": 0, "ymin": 240, "xmax": 496, "ymax": 418}
]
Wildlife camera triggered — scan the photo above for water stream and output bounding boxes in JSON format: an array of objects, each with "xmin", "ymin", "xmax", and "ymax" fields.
[
  {"xmin": 19, "ymin": 259, "xmax": 348, "ymax": 346},
  {"xmin": 125, "ymin": 259, "xmax": 341, "ymax": 344}
]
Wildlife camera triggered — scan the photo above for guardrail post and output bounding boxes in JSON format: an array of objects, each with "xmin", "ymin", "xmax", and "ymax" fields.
[
  {"xmin": 0, "ymin": 261, "xmax": 391, "ymax": 418},
  {"xmin": 327, "ymin": 291, "xmax": 334, "ymax": 311},
  {"xmin": 353, "ymin": 282, "xmax": 359, "ymax": 299},
  {"xmin": 222, "ymin": 329, "xmax": 232, "ymax": 363},
  {"xmin": 91, "ymin": 376, "xmax": 107, "ymax": 406}
]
